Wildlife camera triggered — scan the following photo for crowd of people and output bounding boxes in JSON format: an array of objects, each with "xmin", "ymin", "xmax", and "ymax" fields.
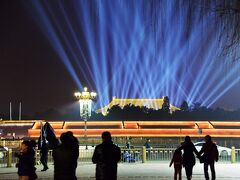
[{"xmin": 15, "ymin": 132, "xmax": 218, "ymax": 180}]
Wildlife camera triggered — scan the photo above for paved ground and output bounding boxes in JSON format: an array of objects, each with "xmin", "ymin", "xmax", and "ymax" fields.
[{"xmin": 1, "ymin": 162, "xmax": 240, "ymax": 179}]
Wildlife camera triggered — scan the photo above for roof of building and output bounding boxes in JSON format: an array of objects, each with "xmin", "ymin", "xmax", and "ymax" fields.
[{"xmin": 97, "ymin": 97, "xmax": 180, "ymax": 115}]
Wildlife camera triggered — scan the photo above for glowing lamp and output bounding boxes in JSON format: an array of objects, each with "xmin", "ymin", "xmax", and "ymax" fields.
[{"xmin": 74, "ymin": 87, "xmax": 97, "ymax": 148}]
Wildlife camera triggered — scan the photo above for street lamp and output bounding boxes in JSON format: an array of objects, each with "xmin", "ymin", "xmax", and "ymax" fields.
[{"xmin": 74, "ymin": 87, "xmax": 97, "ymax": 148}]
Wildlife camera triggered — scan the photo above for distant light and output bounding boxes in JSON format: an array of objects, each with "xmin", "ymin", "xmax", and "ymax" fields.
[
  {"xmin": 91, "ymin": 92, "xmax": 97, "ymax": 97},
  {"xmin": 74, "ymin": 92, "xmax": 81, "ymax": 97},
  {"xmin": 0, "ymin": 123, "xmax": 33, "ymax": 126}
]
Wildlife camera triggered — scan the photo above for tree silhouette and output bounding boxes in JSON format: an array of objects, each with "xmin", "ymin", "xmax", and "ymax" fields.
[
  {"xmin": 201, "ymin": 0, "xmax": 240, "ymax": 61},
  {"xmin": 180, "ymin": 100, "xmax": 189, "ymax": 112},
  {"xmin": 161, "ymin": 96, "xmax": 170, "ymax": 113},
  {"xmin": 21, "ymin": 102, "xmax": 240, "ymax": 121}
]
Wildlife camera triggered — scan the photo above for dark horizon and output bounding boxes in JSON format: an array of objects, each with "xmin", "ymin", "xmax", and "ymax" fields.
[{"xmin": 0, "ymin": 0, "xmax": 80, "ymax": 115}]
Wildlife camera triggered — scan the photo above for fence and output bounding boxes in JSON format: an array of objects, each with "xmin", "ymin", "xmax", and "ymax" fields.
[
  {"xmin": 0, "ymin": 139, "xmax": 22, "ymax": 149},
  {"xmin": 0, "ymin": 147, "xmax": 238, "ymax": 168},
  {"xmin": 235, "ymin": 148, "xmax": 240, "ymax": 163}
]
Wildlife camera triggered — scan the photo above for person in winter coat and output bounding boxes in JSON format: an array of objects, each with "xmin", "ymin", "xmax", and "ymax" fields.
[
  {"xmin": 169, "ymin": 148, "xmax": 183, "ymax": 180},
  {"xmin": 198, "ymin": 135, "xmax": 219, "ymax": 180},
  {"xmin": 15, "ymin": 140, "xmax": 37, "ymax": 180},
  {"xmin": 53, "ymin": 132, "xmax": 79, "ymax": 180},
  {"xmin": 38, "ymin": 137, "xmax": 49, "ymax": 171},
  {"xmin": 92, "ymin": 131, "xmax": 121, "ymax": 180},
  {"xmin": 66, "ymin": 131, "xmax": 79, "ymax": 174},
  {"xmin": 178, "ymin": 136, "xmax": 198, "ymax": 180}
]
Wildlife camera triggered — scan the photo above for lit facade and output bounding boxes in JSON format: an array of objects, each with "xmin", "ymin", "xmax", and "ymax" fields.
[
  {"xmin": 2, "ymin": 120, "xmax": 240, "ymax": 139},
  {"xmin": 27, "ymin": 120, "xmax": 240, "ymax": 138},
  {"xmin": 97, "ymin": 97, "xmax": 180, "ymax": 115}
]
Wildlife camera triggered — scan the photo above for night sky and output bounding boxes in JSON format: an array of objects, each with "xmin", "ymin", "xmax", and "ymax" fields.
[
  {"xmin": 0, "ymin": 1, "xmax": 78, "ymax": 116},
  {"xmin": 0, "ymin": 0, "xmax": 240, "ymax": 117}
]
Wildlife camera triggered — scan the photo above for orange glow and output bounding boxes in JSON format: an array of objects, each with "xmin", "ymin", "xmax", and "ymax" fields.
[
  {"xmin": 211, "ymin": 121, "xmax": 240, "ymax": 126},
  {"xmin": 0, "ymin": 120, "xmax": 238, "ymax": 138},
  {"xmin": 194, "ymin": 122, "xmax": 214, "ymax": 129},
  {"xmin": 63, "ymin": 121, "xmax": 123, "ymax": 129},
  {"xmin": 124, "ymin": 122, "xmax": 139, "ymax": 129},
  {"xmin": 137, "ymin": 121, "xmax": 195, "ymax": 126},
  {"xmin": 32, "ymin": 121, "xmax": 64, "ymax": 129}
]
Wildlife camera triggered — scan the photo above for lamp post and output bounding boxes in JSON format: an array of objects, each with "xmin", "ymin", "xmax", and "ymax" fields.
[{"xmin": 74, "ymin": 87, "xmax": 97, "ymax": 149}]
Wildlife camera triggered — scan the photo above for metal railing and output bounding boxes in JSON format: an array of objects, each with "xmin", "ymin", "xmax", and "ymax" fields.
[
  {"xmin": 235, "ymin": 148, "xmax": 240, "ymax": 162},
  {"xmin": 146, "ymin": 148, "xmax": 174, "ymax": 162},
  {"xmin": 0, "ymin": 147, "xmax": 238, "ymax": 168},
  {"xmin": 0, "ymin": 151, "xmax": 8, "ymax": 167}
]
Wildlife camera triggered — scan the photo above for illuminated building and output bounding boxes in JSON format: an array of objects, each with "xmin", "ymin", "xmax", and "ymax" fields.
[
  {"xmin": 2, "ymin": 120, "xmax": 240, "ymax": 144},
  {"xmin": 25, "ymin": 120, "xmax": 240, "ymax": 138},
  {"xmin": 97, "ymin": 97, "xmax": 180, "ymax": 115}
]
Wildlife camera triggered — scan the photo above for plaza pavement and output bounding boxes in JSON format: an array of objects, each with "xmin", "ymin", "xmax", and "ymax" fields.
[{"xmin": 0, "ymin": 162, "xmax": 240, "ymax": 180}]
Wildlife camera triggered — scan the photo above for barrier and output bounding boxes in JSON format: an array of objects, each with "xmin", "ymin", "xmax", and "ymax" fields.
[
  {"xmin": 0, "ymin": 147, "xmax": 239, "ymax": 167},
  {"xmin": 7, "ymin": 149, "xmax": 12, "ymax": 167},
  {"xmin": 142, "ymin": 146, "xmax": 146, "ymax": 163},
  {"xmin": 235, "ymin": 148, "xmax": 240, "ymax": 163},
  {"xmin": 231, "ymin": 146, "xmax": 236, "ymax": 163}
]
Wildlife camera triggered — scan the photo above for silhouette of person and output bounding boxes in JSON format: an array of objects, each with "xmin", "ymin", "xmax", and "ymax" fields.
[
  {"xmin": 30, "ymin": 140, "xmax": 37, "ymax": 151},
  {"xmin": 15, "ymin": 140, "xmax": 37, "ymax": 180},
  {"xmin": 123, "ymin": 151, "xmax": 131, "ymax": 162},
  {"xmin": 178, "ymin": 136, "xmax": 198, "ymax": 180},
  {"xmin": 38, "ymin": 137, "xmax": 49, "ymax": 171},
  {"xmin": 30, "ymin": 140, "xmax": 37, "ymax": 166},
  {"xmin": 169, "ymin": 148, "xmax": 183, "ymax": 180},
  {"xmin": 126, "ymin": 141, "xmax": 131, "ymax": 149},
  {"xmin": 198, "ymin": 135, "xmax": 218, "ymax": 180},
  {"xmin": 144, "ymin": 139, "xmax": 151, "ymax": 149},
  {"xmin": 53, "ymin": 132, "xmax": 79, "ymax": 180},
  {"xmin": 66, "ymin": 131, "xmax": 79, "ymax": 175},
  {"xmin": 92, "ymin": 131, "xmax": 121, "ymax": 180}
]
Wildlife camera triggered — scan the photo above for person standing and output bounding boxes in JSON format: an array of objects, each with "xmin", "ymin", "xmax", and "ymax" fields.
[
  {"xmin": 144, "ymin": 139, "xmax": 151, "ymax": 149},
  {"xmin": 53, "ymin": 132, "xmax": 79, "ymax": 180},
  {"xmin": 66, "ymin": 131, "xmax": 79, "ymax": 175},
  {"xmin": 92, "ymin": 131, "xmax": 121, "ymax": 180},
  {"xmin": 178, "ymin": 136, "xmax": 198, "ymax": 180},
  {"xmin": 15, "ymin": 140, "xmax": 37, "ymax": 180},
  {"xmin": 126, "ymin": 140, "xmax": 131, "ymax": 149},
  {"xmin": 39, "ymin": 138, "xmax": 49, "ymax": 171},
  {"xmin": 169, "ymin": 148, "xmax": 183, "ymax": 180},
  {"xmin": 198, "ymin": 135, "xmax": 218, "ymax": 180}
]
